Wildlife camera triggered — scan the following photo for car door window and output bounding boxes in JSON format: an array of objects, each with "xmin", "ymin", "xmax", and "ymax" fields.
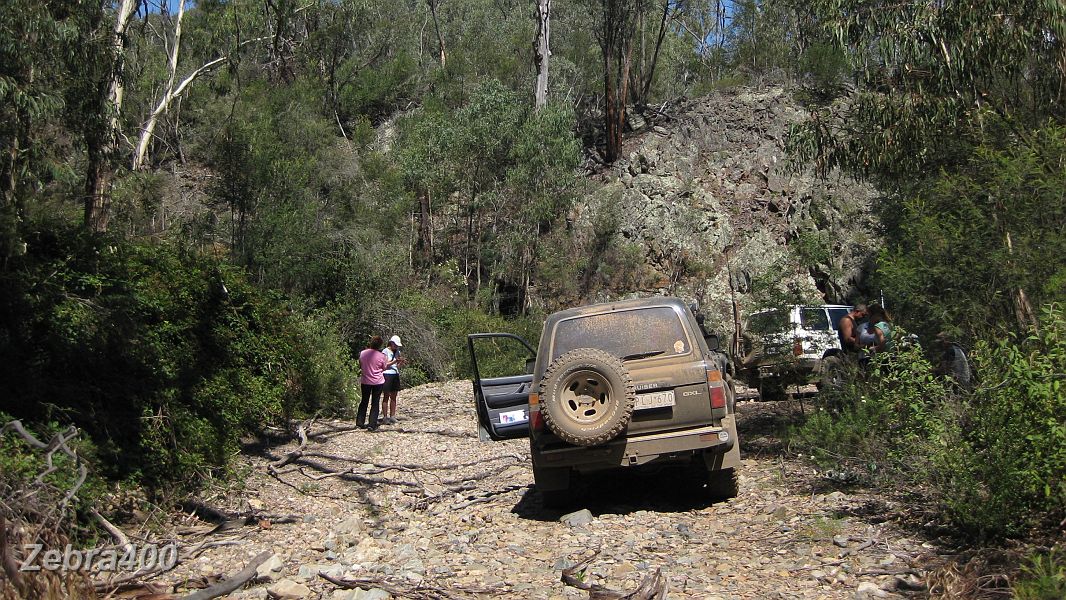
[
  {"xmin": 749, "ymin": 310, "xmax": 789, "ymax": 334},
  {"xmin": 827, "ymin": 308, "xmax": 851, "ymax": 331}
]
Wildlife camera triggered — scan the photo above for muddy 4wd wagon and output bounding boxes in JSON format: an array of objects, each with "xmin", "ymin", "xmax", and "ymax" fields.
[{"xmin": 468, "ymin": 297, "xmax": 741, "ymax": 506}]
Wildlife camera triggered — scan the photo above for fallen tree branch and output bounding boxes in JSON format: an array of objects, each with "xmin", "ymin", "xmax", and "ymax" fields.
[
  {"xmin": 178, "ymin": 550, "xmax": 271, "ymax": 600},
  {"xmin": 179, "ymin": 498, "xmax": 299, "ymax": 535},
  {"xmin": 180, "ymin": 499, "xmax": 233, "ymax": 523},
  {"xmin": 267, "ymin": 422, "xmax": 311, "ymax": 475},
  {"xmin": 561, "ymin": 552, "xmax": 667, "ymax": 599},
  {"xmin": 791, "ymin": 560, "xmax": 845, "ymax": 572},
  {"xmin": 299, "ymin": 451, "xmax": 522, "ymax": 472},
  {"xmin": 842, "ymin": 538, "xmax": 876, "ymax": 557},
  {"xmin": 856, "ymin": 567, "xmax": 920, "ymax": 577},
  {"xmin": 320, "ymin": 571, "xmax": 505, "ymax": 600},
  {"xmin": 451, "ymin": 484, "xmax": 528, "ymax": 509},
  {"xmin": 0, "ymin": 420, "xmax": 50, "ymax": 448},
  {"xmin": 89, "ymin": 508, "xmax": 132, "ymax": 552}
]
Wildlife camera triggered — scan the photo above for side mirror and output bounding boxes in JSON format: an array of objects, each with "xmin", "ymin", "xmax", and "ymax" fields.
[
  {"xmin": 525, "ymin": 357, "xmax": 536, "ymax": 374},
  {"xmin": 704, "ymin": 333, "xmax": 720, "ymax": 351}
]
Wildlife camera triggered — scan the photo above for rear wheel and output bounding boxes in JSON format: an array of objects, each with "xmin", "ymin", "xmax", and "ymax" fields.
[
  {"xmin": 705, "ymin": 468, "xmax": 739, "ymax": 501},
  {"xmin": 818, "ymin": 355, "xmax": 847, "ymax": 392}
]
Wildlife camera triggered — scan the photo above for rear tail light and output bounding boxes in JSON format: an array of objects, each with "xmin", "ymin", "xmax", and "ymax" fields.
[
  {"xmin": 528, "ymin": 392, "xmax": 543, "ymax": 431},
  {"xmin": 706, "ymin": 369, "xmax": 726, "ymax": 409}
]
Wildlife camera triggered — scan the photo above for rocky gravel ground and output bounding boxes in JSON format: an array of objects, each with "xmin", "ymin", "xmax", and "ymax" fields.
[{"xmin": 144, "ymin": 382, "xmax": 935, "ymax": 600}]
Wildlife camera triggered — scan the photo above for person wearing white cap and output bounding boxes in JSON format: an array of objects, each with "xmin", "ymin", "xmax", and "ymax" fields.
[{"xmin": 381, "ymin": 335, "xmax": 405, "ymax": 424}]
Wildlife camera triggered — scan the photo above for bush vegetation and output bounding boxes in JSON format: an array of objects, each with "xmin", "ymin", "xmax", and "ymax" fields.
[
  {"xmin": 0, "ymin": 222, "xmax": 355, "ymax": 487},
  {"xmin": 1014, "ymin": 548, "xmax": 1066, "ymax": 600},
  {"xmin": 794, "ymin": 305, "xmax": 1066, "ymax": 539}
]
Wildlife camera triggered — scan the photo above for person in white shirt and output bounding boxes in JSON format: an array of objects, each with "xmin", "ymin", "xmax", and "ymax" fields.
[{"xmin": 381, "ymin": 335, "xmax": 405, "ymax": 424}]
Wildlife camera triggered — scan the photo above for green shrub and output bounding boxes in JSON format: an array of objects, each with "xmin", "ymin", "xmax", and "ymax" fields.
[
  {"xmin": 793, "ymin": 343, "xmax": 947, "ymax": 476},
  {"xmin": 0, "ymin": 415, "xmax": 108, "ymax": 545},
  {"xmin": 0, "ymin": 223, "xmax": 355, "ymax": 489},
  {"xmin": 389, "ymin": 291, "xmax": 542, "ymax": 381},
  {"xmin": 1014, "ymin": 548, "xmax": 1066, "ymax": 600},
  {"xmin": 792, "ymin": 305, "xmax": 1065, "ymax": 538},
  {"xmin": 934, "ymin": 305, "xmax": 1066, "ymax": 537}
]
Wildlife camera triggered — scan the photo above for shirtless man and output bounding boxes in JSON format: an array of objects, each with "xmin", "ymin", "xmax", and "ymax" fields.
[{"xmin": 837, "ymin": 304, "xmax": 868, "ymax": 351}]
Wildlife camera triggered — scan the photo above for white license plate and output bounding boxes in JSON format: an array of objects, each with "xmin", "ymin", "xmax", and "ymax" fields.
[{"xmin": 635, "ymin": 390, "xmax": 675, "ymax": 410}]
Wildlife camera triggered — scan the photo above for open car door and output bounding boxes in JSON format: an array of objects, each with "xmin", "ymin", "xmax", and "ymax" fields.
[{"xmin": 467, "ymin": 333, "xmax": 536, "ymax": 441}]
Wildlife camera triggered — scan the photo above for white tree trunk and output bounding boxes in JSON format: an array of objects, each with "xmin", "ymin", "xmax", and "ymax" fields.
[
  {"xmin": 133, "ymin": 57, "xmax": 225, "ymax": 170},
  {"xmin": 85, "ymin": 0, "xmax": 138, "ymax": 231},
  {"xmin": 133, "ymin": 0, "xmax": 186, "ymax": 170},
  {"xmin": 534, "ymin": 0, "xmax": 551, "ymax": 110}
]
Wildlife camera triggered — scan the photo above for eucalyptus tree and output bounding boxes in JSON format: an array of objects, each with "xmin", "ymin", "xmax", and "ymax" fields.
[
  {"xmin": 132, "ymin": 0, "xmax": 231, "ymax": 171},
  {"xmin": 790, "ymin": 0, "xmax": 1066, "ymax": 334},
  {"xmin": 791, "ymin": 0, "xmax": 1065, "ymax": 179},
  {"xmin": 82, "ymin": 0, "xmax": 139, "ymax": 232},
  {"xmin": 0, "ymin": 0, "xmax": 88, "ymax": 256},
  {"xmin": 534, "ymin": 0, "xmax": 552, "ymax": 109},
  {"xmin": 586, "ymin": 0, "xmax": 645, "ymax": 162}
]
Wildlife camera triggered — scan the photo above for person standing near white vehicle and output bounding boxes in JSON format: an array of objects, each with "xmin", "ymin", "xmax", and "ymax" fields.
[{"xmin": 382, "ymin": 335, "xmax": 406, "ymax": 424}]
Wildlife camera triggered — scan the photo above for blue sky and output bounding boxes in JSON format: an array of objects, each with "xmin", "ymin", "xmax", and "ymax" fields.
[{"xmin": 141, "ymin": 0, "xmax": 196, "ymax": 16}]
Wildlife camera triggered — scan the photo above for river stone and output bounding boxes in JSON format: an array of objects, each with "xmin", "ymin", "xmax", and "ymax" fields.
[
  {"xmin": 297, "ymin": 563, "xmax": 345, "ymax": 580},
  {"xmin": 352, "ymin": 589, "xmax": 391, "ymax": 600},
  {"xmin": 266, "ymin": 579, "xmax": 311, "ymax": 599},
  {"xmin": 255, "ymin": 554, "xmax": 284, "ymax": 581},
  {"xmin": 560, "ymin": 509, "xmax": 594, "ymax": 527},
  {"xmin": 855, "ymin": 581, "xmax": 889, "ymax": 598}
]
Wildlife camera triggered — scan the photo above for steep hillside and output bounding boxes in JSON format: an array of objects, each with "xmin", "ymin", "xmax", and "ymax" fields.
[{"xmin": 579, "ymin": 85, "xmax": 881, "ymax": 332}]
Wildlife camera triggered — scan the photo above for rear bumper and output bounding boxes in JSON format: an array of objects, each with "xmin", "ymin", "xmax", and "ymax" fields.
[{"xmin": 533, "ymin": 415, "xmax": 739, "ymax": 470}]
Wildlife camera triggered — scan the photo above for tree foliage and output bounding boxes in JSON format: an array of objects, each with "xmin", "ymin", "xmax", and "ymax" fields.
[
  {"xmin": 790, "ymin": 0, "xmax": 1066, "ymax": 178},
  {"xmin": 876, "ymin": 125, "xmax": 1066, "ymax": 341}
]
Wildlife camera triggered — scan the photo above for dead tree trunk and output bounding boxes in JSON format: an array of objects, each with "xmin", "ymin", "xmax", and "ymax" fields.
[
  {"xmin": 415, "ymin": 189, "xmax": 433, "ymax": 268},
  {"xmin": 428, "ymin": 0, "xmax": 448, "ymax": 68},
  {"xmin": 533, "ymin": 0, "xmax": 551, "ymax": 110},
  {"xmin": 134, "ymin": 58, "xmax": 225, "ymax": 170},
  {"xmin": 599, "ymin": 0, "xmax": 641, "ymax": 163}
]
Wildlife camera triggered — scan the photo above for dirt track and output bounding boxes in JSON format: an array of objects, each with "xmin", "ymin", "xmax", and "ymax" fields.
[{"xmin": 149, "ymin": 381, "xmax": 933, "ymax": 599}]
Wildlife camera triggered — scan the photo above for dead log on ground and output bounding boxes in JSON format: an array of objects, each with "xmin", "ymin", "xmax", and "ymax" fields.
[
  {"xmin": 320, "ymin": 572, "xmax": 506, "ymax": 600},
  {"xmin": 267, "ymin": 421, "xmax": 311, "ymax": 475},
  {"xmin": 178, "ymin": 550, "xmax": 271, "ymax": 600},
  {"xmin": 561, "ymin": 552, "xmax": 667, "ymax": 600}
]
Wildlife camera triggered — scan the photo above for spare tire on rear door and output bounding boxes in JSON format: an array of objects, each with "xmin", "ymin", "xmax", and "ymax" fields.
[{"xmin": 539, "ymin": 348, "xmax": 636, "ymax": 446}]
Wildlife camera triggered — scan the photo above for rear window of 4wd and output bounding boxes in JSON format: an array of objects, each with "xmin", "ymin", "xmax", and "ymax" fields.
[
  {"xmin": 550, "ymin": 307, "xmax": 690, "ymax": 360},
  {"xmin": 800, "ymin": 307, "xmax": 829, "ymax": 329},
  {"xmin": 749, "ymin": 310, "xmax": 788, "ymax": 334}
]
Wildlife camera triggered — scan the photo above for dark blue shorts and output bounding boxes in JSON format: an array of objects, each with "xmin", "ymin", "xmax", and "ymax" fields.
[{"xmin": 383, "ymin": 373, "xmax": 401, "ymax": 393}]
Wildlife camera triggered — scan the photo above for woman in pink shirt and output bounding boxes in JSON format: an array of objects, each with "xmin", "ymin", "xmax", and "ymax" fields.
[{"xmin": 357, "ymin": 336, "xmax": 390, "ymax": 431}]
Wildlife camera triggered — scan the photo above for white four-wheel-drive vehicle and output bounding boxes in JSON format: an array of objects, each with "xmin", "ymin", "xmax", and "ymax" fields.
[
  {"xmin": 741, "ymin": 304, "xmax": 852, "ymax": 399},
  {"xmin": 468, "ymin": 297, "xmax": 740, "ymax": 507}
]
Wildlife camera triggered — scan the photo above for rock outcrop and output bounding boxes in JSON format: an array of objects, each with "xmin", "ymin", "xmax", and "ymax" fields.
[{"xmin": 582, "ymin": 85, "xmax": 882, "ymax": 332}]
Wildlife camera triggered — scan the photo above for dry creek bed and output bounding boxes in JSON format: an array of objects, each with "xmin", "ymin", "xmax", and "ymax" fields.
[{"xmin": 137, "ymin": 381, "xmax": 939, "ymax": 600}]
